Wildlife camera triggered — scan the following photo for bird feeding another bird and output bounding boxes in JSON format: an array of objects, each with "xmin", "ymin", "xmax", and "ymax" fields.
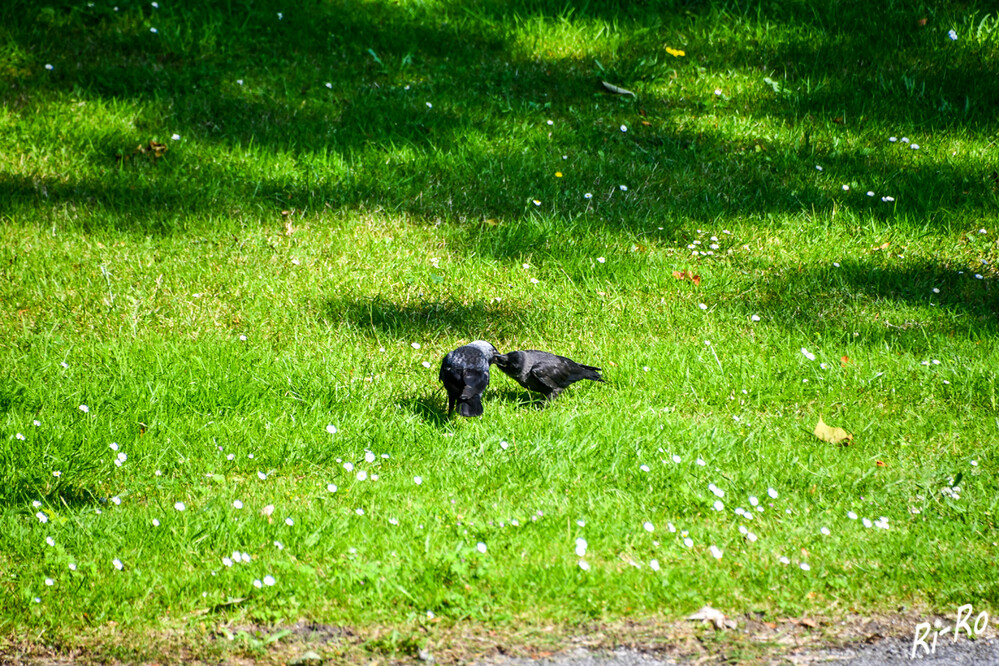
[
  {"xmin": 439, "ymin": 343, "xmax": 604, "ymax": 417},
  {"xmin": 493, "ymin": 349, "xmax": 604, "ymax": 402}
]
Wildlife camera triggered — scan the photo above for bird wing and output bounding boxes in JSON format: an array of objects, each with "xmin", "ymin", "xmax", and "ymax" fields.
[
  {"xmin": 460, "ymin": 368, "xmax": 490, "ymax": 399},
  {"xmin": 528, "ymin": 359, "xmax": 568, "ymax": 392}
]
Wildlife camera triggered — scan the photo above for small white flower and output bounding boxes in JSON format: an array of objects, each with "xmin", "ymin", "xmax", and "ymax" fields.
[
  {"xmin": 546, "ymin": 119, "xmax": 553, "ymax": 126},
  {"xmin": 709, "ymin": 545, "xmax": 723, "ymax": 560},
  {"xmin": 232, "ymin": 500, "xmax": 243, "ymax": 509},
  {"xmin": 414, "ymin": 476, "xmax": 423, "ymax": 485},
  {"xmin": 619, "ymin": 185, "xmax": 628, "ymax": 192},
  {"xmin": 325, "ymin": 425, "xmax": 337, "ymax": 435},
  {"xmin": 45, "ymin": 64, "xmax": 54, "ymax": 71},
  {"xmin": 15, "ymin": 433, "xmax": 25, "ymax": 441},
  {"xmin": 258, "ymin": 471, "xmax": 267, "ymax": 480},
  {"xmin": 713, "ymin": 500, "xmax": 724, "ymax": 511},
  {"xmin": 33, "ymin": 420, "xmax": 41, "ymax": 427},
  {"xmin": 46, "ymin": 536, "xmax": 55, "ymax": 547},
  {"xmin": 578, "ymin": 560, "xmax": 590, "ymax": 570},
  {"xmin": 421, "ymin": 361, "xmax": 431, "ymax": 368},
  {"xmin": 820, "ymin": 527, "xmax": 831, "ymax": 536},
  {"xmin": 411, "ymin": 342, "xmax": 421, "ymax": 349},
  {"xmin": 109, "ymin": 442, "xmax": 119, "ymax": 451},
  {"xmin": 253, "ymin": 579, "xmax": 263, "ymax": 588},
  {"xmin": 277, "ymin": 12, "xmax": 282, "ymax": 19},
  {"xmin": 152, "ymin": 518, "xmax": 160, "ymax": 527},
  {"xmin": 274, "ymin": 541, "xmax": 284, "ymax": 550},
  {"xmin": 640, "ymin": 464, "xmax": 650, "ymax": 472},
  {"xmin": 170, "ymin": 133, "xmax": 180, "ymax": 140},
  {"xmin": 222, "ymin": 557, "xmax": 234, "ymax": 567},
  {"xmin": 815, "ymin": 165, "xmax": 823, "ymax": 171},
  {"xmin": 426, "ymin": 102, "xmax": 432, "ymax": 108},
  {"xmin": 948, "ymin": 29, "xmax": 958, "ymax": 40},
  {"xmin": 714, "ymin": 89, "xmax": 722, "ymax": 96},
  {"xmin": 901, "ymin": 137, "xmax": 910, "ymax": 143},
  {"xmin": 355, "ymin": 508, "xmax": 365, "ymax": 515},
  {"xmin": 500, "ymin": 440, "xmax": 509, "ymax": 450},
  {"xmin": 35, "ymin": 512, "xmax": 48, "ymax": 523},
  {"xmin": 911, "ymin": 144, "xmax": 920, "ymax": 150},
  {"xmin": 112, "ymin": 559, "xmax": 123, "ymax": 570},
  {"xmin": 889, "ymin": 136, "xmax": 897, "ymax": 142},
  {"xmin": 597, "ymin": 256, "xmax": 606, "ymax": 263},
  {"xmin": 79, "ymin": 405, "xmax": 89, "ymax": 413},
  {"xmin": 111, "ymin": 496, "xmax": 121, "ymax": 505},
  {"xmin": 643, "ymin": 521, "xmax": 654, "ymax": 532},
  {"xmin": 842, "ymin": 184, "xmax": 850, "ymax": 191},
  {"xmin": 68, "ymin": 563, "xmax": 77, "ymax": 571},
  {"xmin": 476, "ymin": 542, "xmax": 487, "ymax": 553},
  {"xmin": 325, "ymin": 82, "xmax": 332, "ymax": 89},
  {"xmin": 239, "ymin": 334, "xmax": 247, "ymax": 341},
  {"xmin": 285, "ymin": 517, "xmax": 294, "ymax": 526},
  {"xmin": 779, "ymin": 556, "xmax": 790, "ymax": 565},
  {"xmin": 882, "ymin": 196, "xmax": 895, "ymax": 202},
  {"xmin": 45, "ymin": 578, "xmax": 54, "ymax": 587},
  {"xmin": 356, "ymin": 470, "xmax": 368, "ymax": 481},
  {"xmin": 683, "ymin": 537, "xmax": 693, "ymax": 548},
  {"xmin": 801, "ymin": 348, "xmax": 816, "ymax": 361},
  {"xmin": 60, "ymin": 362, "xmax": 68, "ymax": 368},
  {"xmin": 671, "ymin": 454, "xmax": 681, "ymax": 463},
  {"xmin": 364, "ymin": 451, "xmax": 376, "ymax": 463},
  {"xmin": 263, "ymin": 575, "xmax": 276, "ymax": 586},
  {"xmin": 971, "ymin": 460, "xmax": 978, "ymax": 467},
  {"xmin": 867, "ymin": 191, "xmax": 875, "ymax": 197},
  {"xmin": 698, "ymin": 303, "xmax": 708, "ymax": 310},
  {"xmin": 862, "ymin": 517, "xmax": 873, "ymax": 528},
  {"xmin": 584, "ymin": 192, "xmax": 592, "ymax": 199},
  {"xmin": 620, "ymin": 124, "xmax": 627, "ymax": 132},
  {"xmin": 709, "ymin": 484, "xmax": 724, "ymax": 498},
  {"xmin": 241, "ymin": 551, "xmax": 251, "ymax": 562},
  {"xmin": 174, "ymin": 502, "xmax": 185, "ymax": 511},
  {"xmin": 847, "ymin": 511, "xmax": 858, "ymax": 520},
  {"xmin": 800, "ymin": 562, "xmax": 811, "ymax": 571},
  {"xmin": 768, "ymin": 487, "xmax": 778, "ymax": 499},
  {"xmin": 575, "ymin": 538, "xmax": 588, "ymax": 557},
  {"xmin": 747, "ymin": 532, "xmax": 758, "ymax": 542}
]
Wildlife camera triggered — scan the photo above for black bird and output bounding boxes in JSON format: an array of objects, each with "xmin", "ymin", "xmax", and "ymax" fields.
[
  {"xmin": 439, "ymin": 340, "xmax": 498, "ymax": 417},
  {"xmin": 493, "ymin": 349, "xmax": 604, "ymax": 401}
]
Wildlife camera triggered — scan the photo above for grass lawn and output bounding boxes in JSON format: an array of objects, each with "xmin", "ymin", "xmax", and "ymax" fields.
[{"xmin": 2, "ymin": 0, "xmax": 998, "ymax": 661}]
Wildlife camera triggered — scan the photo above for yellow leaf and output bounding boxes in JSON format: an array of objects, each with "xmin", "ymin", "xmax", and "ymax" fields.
[
  {"xmin": 814, "ymin": 415, "xmax": 852, "ymax": 445},
  {"xmin": 665, "ymin": 47, "xmax": 686, "ymax": 57}
]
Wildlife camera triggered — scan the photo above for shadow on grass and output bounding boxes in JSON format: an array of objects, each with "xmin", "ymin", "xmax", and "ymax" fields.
[
  {"xmin": 740, "ymin": 257, "xmax": 999, "ymax": 345},
  {"xmin": 322, "ymin": 295, "xmax": 527, "ymax": 341},
  {"xmin": 398, "ymin": 394, "xmax": 450, "ymax": 427},
  {"xmin": 2, "ymin": 0, "xmax": 996, "ymax": 233}
]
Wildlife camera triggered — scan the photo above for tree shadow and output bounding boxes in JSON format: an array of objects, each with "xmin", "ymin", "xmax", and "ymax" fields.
[
  {"xmin": 322, "ymin": 295, "xmax": 527, "ymax": 341},
  {"xmin": 740, "ymin": 257, "xmax": 998, "ymax": 348}
]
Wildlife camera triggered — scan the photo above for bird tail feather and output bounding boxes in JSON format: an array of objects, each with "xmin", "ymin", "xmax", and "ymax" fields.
[{"xmin": 457, "ymin": 395, "xmax": 484, "ymax": 417}]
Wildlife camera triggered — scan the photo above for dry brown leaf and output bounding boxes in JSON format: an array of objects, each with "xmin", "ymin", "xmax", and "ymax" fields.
[
  {"xmin": 840, "ymin": 355, "xmax": 851, "ymax": 367},
  {"xmin": 671, "ymin": 269, "xmax": 702, "ymax": 285},
  {"xmin": 876, "ymin": 460, "xmax": 887, "ymax": 467},
  {"xmin": 814, "ymin": 415, "xmax": 853, "ymax": 445}
]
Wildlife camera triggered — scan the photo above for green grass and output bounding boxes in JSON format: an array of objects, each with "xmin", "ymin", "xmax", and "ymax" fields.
[{"xmin": 2, "ymin": 0, "xmax": 998, "ymax": 660}]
